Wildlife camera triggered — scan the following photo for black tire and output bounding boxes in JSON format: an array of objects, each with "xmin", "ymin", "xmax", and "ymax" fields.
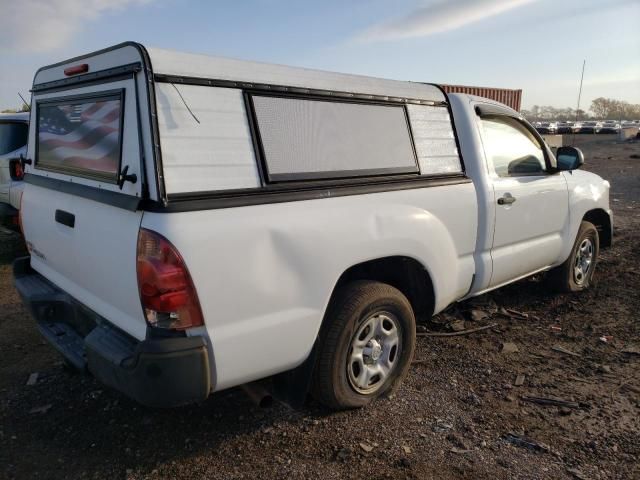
[
  {"xmin": 547, "ymin": 221, "xmax": 599, "ymax": 293},
  {"xmin": 312, "ymin": 280, "xmax": 416, "ymax": 409}
]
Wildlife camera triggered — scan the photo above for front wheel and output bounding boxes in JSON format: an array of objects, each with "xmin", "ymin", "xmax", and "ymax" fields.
[
  {"xmin": 312, "ymin": 281, "xmax": 416, "ymax": 409},
  {"xmin": 548, "ymin": 221, "xmax": 599, "ymax": 292}
]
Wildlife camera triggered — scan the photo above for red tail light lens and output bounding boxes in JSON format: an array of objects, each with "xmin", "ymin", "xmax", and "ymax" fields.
[
  {"xmin": 9, "ymin": 159, "xmax": 24, "ymax": 180},
  {"xmin": 136, "ymin": 229, "xmax": 204, "ymax": 330}
]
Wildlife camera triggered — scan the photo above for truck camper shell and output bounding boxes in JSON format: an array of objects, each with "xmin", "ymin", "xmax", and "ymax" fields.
[{"xmin": 30, "ymin": 42, "xmax": 465, "ymax": 212}]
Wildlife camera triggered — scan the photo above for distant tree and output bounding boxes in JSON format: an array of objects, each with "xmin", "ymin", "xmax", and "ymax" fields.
[
  {"xmin": 613, "ymin": 100, "xmax": 636, "ymax": 120},
  {"xmin": 575, "ymin": 109, "xmax": 588, "ymax": 120},
  {"xmin": 19, "ymin": 103, "xmax": 30, "ymax": 112},
  {"xmin": 588, "ymin": 97, "xmax": 638, "ymax": 120},
  {"xmin": 1, "ymin": 108, "xmax": 17, "ymax": 113},
  {"xmin": 590, "ymin": 97, "xmax": 610, "ymax": 118},
  {"xmin": 522, "ymin": 106, "xmax": 592, "ymax": 122}
]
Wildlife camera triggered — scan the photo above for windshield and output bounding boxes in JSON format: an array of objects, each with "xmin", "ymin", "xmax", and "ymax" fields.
[{"xmin": 0, "ymin": 122, "xmax": 28, "ymax": 155}]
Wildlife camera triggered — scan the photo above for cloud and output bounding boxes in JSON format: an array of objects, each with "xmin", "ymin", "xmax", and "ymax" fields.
[
  {"xmin": 358, "ymin": 0, "xmax": 538, "ymax": 42},
  {"xmin": 582, "ymin": 65, "xmax": 640, "ymax": 88},
  {"xmin": 0, "ymin": 0, "xmax": 153, "ymax": 53}
]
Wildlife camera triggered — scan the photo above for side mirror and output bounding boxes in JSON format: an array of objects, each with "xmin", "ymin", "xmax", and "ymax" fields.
[{"xmin": 556, "ymin": 146, "xmax": 584, "ymax": 171}]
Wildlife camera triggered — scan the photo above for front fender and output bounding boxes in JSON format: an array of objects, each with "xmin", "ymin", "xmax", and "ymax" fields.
[{"xmin": 561, "ymin": 170, "xmax": 611, "ymax": 261}]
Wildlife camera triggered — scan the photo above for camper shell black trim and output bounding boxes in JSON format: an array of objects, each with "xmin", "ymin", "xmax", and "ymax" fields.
[
  {"xmin": 31, "ymin": 63, "xmax": 142, "ymax": 94},
  {"xmin": 154, "ymin": 73, "xmax": 448, "ymax": 107},
  {"xmin": 24, "ymin": 174, "xmax": 140, "ymax": 211},
  {"xmin": 143, "ymin": 174, "xmax": 472, "ymax": 213}
]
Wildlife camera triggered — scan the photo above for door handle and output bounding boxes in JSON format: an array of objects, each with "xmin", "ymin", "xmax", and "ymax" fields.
[
  {"xmin": 497, "ymin": 194, "xmax": 516, "ymax": 205},
  {"xmin": 55, "ymin": 209, "xmax": 75, "ymax": 228}
]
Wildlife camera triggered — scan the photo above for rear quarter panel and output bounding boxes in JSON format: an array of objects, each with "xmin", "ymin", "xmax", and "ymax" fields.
[{"xmin": 142, "ymin": 183, "xmax": 478, "ymax": 390}]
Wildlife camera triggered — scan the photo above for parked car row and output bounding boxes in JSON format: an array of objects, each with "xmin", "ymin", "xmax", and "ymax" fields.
[
  {"xmin": 533, "ymin": 119, "xmax": 640, "ymax": 135},
  {"xmin": 577, "ymin": 121, "xmax": 602, "ymax": 134}
]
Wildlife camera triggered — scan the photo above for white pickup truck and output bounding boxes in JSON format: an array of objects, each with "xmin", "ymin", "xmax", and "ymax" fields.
[{"xmin": 14, "ymin": 42, "xmax": 612, "ymax": 409}]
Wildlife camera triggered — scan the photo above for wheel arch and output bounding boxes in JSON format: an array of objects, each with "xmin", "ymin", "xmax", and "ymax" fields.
[
  {"xmin": 272, "ymin": 255, "xmax": 435, "ymax": 407},
  {"xmin": 326, "ymin": 256, "xmax": 436, "ymax": 323},
  {"xmin": 583, "ymin": 208, "xmax": 612, "ymax": 248}
]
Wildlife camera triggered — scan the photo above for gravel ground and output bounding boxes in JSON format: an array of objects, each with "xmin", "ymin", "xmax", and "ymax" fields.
[{"xmin": 1, "ymin": 135, "xmax": 638, "ymax": 480}]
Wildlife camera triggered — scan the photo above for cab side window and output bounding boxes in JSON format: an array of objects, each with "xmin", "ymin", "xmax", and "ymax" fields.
[{"xmin": 481, "ymin": 116, "xmax": 546, "ymax": 177}]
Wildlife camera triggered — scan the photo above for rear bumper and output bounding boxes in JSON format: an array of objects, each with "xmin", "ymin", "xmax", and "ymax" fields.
[{"xmin": 13, "ymin": 256, "xmax": 211, "ymax": 407}]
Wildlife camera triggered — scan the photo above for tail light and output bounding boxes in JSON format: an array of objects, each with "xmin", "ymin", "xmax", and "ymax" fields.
[
  {"xmin": 9, "ymin": 159, "xmax": 24, "ymax": 180},
  {"xmin": 136, "ymin": 229, "xmax": 204, "ymax": 330},
  {"xmin": 64, "ymin": 63, "xmax": 89, "ymax": 76}
]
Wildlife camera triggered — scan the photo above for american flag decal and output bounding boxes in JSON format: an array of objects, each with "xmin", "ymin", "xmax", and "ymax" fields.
[{"xmin": 38, "ymin": 96, "xmax": 122, "ymax": 176}]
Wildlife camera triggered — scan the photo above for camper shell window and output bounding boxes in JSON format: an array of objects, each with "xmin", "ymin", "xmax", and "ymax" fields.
[
  {"xmin": 249, "ymin": 95, "xmax": 419, "ymax": 182},
  {"xmin": 406, "ymin": 105, "xmax": 462, "ymax": 175},
  {"xmin": 35, "ymin": 90, "xmax": 125, "ymax": 183}
]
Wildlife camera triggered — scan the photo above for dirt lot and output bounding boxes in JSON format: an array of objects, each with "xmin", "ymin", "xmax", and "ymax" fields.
[{"xmin": 1, "ymin": 135, "xmax": 638, "ymax": 480}]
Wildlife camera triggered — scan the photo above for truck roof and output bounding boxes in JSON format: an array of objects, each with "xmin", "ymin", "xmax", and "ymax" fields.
[{"xmin": 33, "ymin": 42, "xmax": 446, "ymax": 104}]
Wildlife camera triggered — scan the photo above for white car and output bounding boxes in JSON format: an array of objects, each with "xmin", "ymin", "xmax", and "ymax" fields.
[
  {"xmin": 15, "ymin": 42, "xmax": 612, "ymax": 409},
  {"xmin": 0, "ymin": 112, "xmax": 29, "ymax": 225}
]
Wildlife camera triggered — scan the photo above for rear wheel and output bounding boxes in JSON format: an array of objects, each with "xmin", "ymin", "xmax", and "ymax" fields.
[
  {"xmin": 313, "ymin": 281, "xmax": 416, "ymax": 409},
  {"xmin": 548, "ymin": 221, "xmax": 599, "ymax": 292}
]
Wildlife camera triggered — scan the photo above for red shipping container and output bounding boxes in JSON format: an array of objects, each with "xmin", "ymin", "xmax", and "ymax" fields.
[{"xmin": 438, "ymin": 84, "xmax": 522, "ymax": 111}]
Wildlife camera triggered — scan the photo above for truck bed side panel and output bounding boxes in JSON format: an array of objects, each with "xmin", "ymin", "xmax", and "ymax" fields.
[{"xmin": 142, "ymin": 183, "xmax": 477, "ymax": 389}]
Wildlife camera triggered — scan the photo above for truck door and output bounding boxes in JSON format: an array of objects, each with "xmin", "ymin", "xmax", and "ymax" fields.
[{"xmin": 477, "ymin": 113, "xmax": 569, "ymax": 288}]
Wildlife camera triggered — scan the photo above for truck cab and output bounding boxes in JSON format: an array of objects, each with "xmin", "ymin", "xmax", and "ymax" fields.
[{"xmin": 449, "ymin": 95, "xmax": 611, "ymax": 294}]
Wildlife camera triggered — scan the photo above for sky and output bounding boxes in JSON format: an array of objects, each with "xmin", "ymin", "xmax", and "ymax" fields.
[{"xmin": 0, "ymin": 0, "xmax": 638, "ymax": 111}]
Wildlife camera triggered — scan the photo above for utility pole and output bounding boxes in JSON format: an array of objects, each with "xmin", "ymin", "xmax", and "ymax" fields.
[{"xmin": 572, "ymin": 60, "xmax": 586, "ymax": 146}]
